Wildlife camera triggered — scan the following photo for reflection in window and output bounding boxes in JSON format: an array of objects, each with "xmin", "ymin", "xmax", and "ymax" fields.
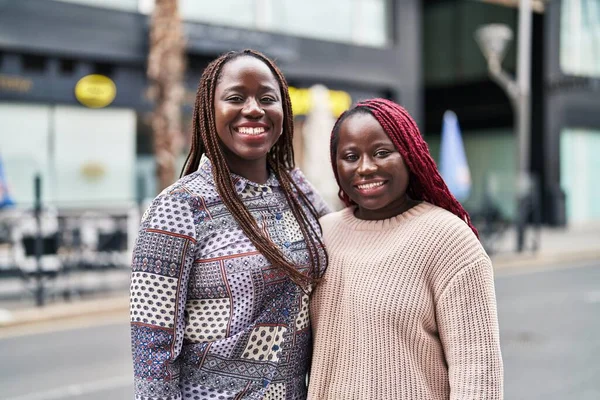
[{"xmin": 561, "ymin": 0, "xmax": 600, "ymax": 77}]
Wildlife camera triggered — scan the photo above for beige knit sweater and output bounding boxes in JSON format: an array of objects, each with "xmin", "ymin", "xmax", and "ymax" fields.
[{"xmin": 308, "ymin": 202, "xmax": 503, "ymax": 400}]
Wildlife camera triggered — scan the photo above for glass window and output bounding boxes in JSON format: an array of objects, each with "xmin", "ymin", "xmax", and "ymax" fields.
[
  {"xmin": 268, "ymin": 0, "xmax": 388, "ymax": 47},
  {"xmin": 560, "ymin": 128, "xmax": 600, "ymax": 223},
  {"xmin": 560, "ymin": 0, "xmax": 600, "ymax": 77},
  {"xmin": 52, "ymin": 0, "xmax": 139, "ymax": 12},
  {"xmin": 53, "ymin": 106, "xmax": 137, "ymax": 208},
  {"xmin": 269, "ymin": 0, "xmax": 353, "ymax": 44},
  {"xmin": 0, "ymin": 103, "xmax": 52, "ymax": 207},
  {"xmin": 179, "ymin": 0, "xmax": 255, "ymax": 28},
  {"xmin": 424, "ymin": 2, "xmax": 517, "ymax": 85},
  {"xmin": 54, "ymin": 0, "xmax": 389, "ymax": 47},
  {"xmin": 353, "ymin": 0, "xmax": 388, "ymax": 47}
]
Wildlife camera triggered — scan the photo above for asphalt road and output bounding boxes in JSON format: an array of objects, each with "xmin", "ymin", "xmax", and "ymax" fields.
[
  {"xmin": 496, "ymin": 261, "xmax": 600, "ymax": 400},
  {"xmin": 1, "ymin": 261, "xmax": 598, "ymax": 400}
]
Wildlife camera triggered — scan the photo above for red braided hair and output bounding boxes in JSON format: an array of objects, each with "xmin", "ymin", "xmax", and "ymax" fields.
[{"xmin": 330, "ymin": 98, "xmax": 479, "ymax": 238}]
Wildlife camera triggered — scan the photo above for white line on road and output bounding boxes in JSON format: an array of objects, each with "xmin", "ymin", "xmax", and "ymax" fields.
[{"xmin": 4, "ymin": 376, "xmax": 131, "ymax": 400}]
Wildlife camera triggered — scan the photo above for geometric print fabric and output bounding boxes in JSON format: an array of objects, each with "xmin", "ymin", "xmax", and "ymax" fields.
[
  {"xmin": 130, "ymin": 272, "xmax": 178, "ymax": 328},
  {"xmin": 131, "ymin": 155, "xmax": 330, "ymax": 400},
  {"xmin": 184, "ymin": 298, "xmax": 231, "ymax": 343}
]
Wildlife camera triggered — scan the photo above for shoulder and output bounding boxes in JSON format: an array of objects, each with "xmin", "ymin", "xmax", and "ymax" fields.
[
  {"xmin": 415, "ymin": 203, "xmax": 489, "ymax": 278},
  {"xmin": 140, "ymin": 173, "xmax": 207, "ymax": 238},
  {"xmin": 288, "ymin": 167, "xmax": 332, "ymax": 217},
  {"xmin": 288, "ymin": 167, "xmax": 311, "ymax": 191},
  {"xmin": 416, "ymin": 204, "xmax": 480, "ymax": 246}
]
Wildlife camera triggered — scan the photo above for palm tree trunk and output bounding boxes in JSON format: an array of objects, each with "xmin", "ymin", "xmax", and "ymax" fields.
[{"xmin": 147, "ymin": 0, "xmax": 186, "ymax": 191}]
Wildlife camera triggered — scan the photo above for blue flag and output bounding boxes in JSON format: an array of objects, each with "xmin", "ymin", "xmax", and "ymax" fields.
[
  {"xmin": 440, "ymin": 111, "xmax": 471, "ymax": 202},
  {"xmin": 0, "ymin": 154, "xmax": 15, "ymax": 208}
]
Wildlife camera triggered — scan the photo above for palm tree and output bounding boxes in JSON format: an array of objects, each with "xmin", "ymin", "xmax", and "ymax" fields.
[{"xmin": 147, "ymin": 0, "xmax": 186, "ymax": 191}]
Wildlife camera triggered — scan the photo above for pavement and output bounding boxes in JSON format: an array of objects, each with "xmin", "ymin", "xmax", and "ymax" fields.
[{"xmin": 0, "ymin": 222, "xmax": 597, "ymax": 330}]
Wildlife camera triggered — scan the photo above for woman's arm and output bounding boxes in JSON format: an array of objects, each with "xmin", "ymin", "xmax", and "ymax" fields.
[
  {"xmin": 130, "ymin": 192, "xmax": 197, "ymax": 400},
  {"xmin": 436, "ymin": 256, "xmax": 504, "ymax": 400}
]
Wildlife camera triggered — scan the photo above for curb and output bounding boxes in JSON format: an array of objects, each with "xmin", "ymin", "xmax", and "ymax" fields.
[
  {"xmin": 0, "ymin": 294, "xmax": 129, "ymax": 328},
  {"xmin": 492, "ymin": 249, "xmax": 600, "ymax": 270}
]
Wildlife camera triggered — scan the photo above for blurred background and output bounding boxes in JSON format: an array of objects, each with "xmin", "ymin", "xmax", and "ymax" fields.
[{"xmin": 0, "ymin": 0, "xmax": 598, "ymax": 399}]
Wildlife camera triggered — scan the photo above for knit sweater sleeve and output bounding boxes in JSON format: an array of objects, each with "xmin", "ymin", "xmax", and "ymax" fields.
[
  {"xmin": 435, "ymin": 256, "xmax": 504, "ymax": 400},
  {"xmin": 130, "ymin": 190, "xmax": 198, "ymax": 400}
]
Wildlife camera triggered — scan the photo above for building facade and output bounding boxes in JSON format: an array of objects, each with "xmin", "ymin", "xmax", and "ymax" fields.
[
  {"xmin": 422, "ymin": 0, "xmax": 600, "ymax": 226},
  {"xmin": 0, "ymin": 0, "xmax": 420, "ymax": 209},
  {"xmin": 1, "ymin": 0, "xmax": 599, "ymax": 226}
]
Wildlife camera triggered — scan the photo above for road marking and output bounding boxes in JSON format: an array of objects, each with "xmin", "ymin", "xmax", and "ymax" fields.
[{"xmin": 4, "ymin": 376, "xmax": 131, "ymax": 400}]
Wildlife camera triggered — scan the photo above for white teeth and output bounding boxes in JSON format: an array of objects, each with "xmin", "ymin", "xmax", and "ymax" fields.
[
  {"xmin": 238, "ymin": 127, "xmax": 266, "ymax": 135},
  {"xmin": 357, "ymin": 182, "xmax": 385, "ymax": 190}
]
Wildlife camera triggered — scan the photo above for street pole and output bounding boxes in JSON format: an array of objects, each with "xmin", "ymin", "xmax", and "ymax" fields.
[
  {"xmin": 476, "ymin": 0, "xmax": 533, "ymax": 253},
  {"xmin": 34, "ymin": 174, "xmax": 45, "ymax": 307},
  {"xmin": 515, "ymin": 0, "xmax": 532, "ymax": 252}
]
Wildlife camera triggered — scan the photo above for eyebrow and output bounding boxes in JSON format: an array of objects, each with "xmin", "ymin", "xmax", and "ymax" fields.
[
  {"xmin": 221, "ymin": 84, "xmax": 279, "ymax": 94},
  {"xmin": 339, "ymin": 141, "xmax": 395, "ymax": 149}
]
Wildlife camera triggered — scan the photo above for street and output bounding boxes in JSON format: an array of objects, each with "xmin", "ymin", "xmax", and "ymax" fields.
[
  {"xmin": 0, "ymin": 261, "xmax": 599, "ymax": 400},
  {"xmin": 497, "ymin": 261, "xmax": 600, "ymax": 400}
]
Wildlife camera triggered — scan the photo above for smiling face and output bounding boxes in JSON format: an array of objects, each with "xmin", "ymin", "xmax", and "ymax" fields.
[
  {"xmin": 335, "ymin": 112, "xmax": 412, "ymax": 220},
  {"xmin": 214, "ymin": 56, "xmax": 284, "ymax": 179}
]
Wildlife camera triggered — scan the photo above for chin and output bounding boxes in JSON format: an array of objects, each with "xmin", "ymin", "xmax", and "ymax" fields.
[
  {"xmin": 236, "ymin": 148, "xmax": 271, "ymax": 160},
  {"xmin": 351, "ymin": 199, "xmax": 384, "ymax": 211}
]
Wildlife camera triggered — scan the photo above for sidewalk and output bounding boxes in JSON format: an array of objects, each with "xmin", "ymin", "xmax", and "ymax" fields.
[
  {"xmin": 0, "ymin": 222, "xmax": 598, "ymax": 329},
  {"xmin": 490, "ymin": 221, "xmax": 600, "ymax": 269}
]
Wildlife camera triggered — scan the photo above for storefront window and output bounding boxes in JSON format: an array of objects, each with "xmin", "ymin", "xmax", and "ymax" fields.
[
  {"xmin": 560, "ymin": 128, "xmax": 600, "ymax": 223},
  {"xmin": 0, "ymin": 103, "xmax": 137, "ymax": 208},
  {"xmin": 560, "ymin": 0, "xmax": 600, "ymax": 77},
  {"xmin": 0, "ymin": 104, "xmax": 51, "ymax": 207}
]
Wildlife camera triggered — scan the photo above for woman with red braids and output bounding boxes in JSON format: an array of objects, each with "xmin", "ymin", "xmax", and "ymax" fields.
[{"xmin": 308, "ymin": 99, "xmax": 503, "ymax": 399}]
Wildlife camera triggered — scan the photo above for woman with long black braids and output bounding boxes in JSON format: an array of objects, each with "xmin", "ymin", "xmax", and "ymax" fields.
[{"xmin": 130, "ymin": 49, "xmax": 328, "ymax": 400}]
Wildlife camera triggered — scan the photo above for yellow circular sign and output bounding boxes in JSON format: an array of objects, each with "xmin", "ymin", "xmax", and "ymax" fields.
[{"xmin": 75, "ymin": 74, "xmax": 116, "ymax": 108}]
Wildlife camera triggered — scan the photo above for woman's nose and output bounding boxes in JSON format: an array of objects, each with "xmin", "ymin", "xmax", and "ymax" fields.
[
  {"xmin": 357, "ymin": 156, "xmax": 377, "ymax": 175},
  {"xmin": 242, "ymin": 98, "xmax": 265, "ymax": 118}
]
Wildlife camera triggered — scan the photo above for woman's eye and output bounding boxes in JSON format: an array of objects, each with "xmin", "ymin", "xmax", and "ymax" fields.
[
  {"xmin": 343, "ymin": 154, "xmax": 358, "ymax": 162},
  {"xmin": 227, "ymin": 96, "xmax": 243, "ymax": 102},
  {"xmin": 375, "ymin": 150, "xmax": 391, "ymax": 157},
  {"xmin": 261, "ymin": 97, "xmax": 276, "ymax": 103}
]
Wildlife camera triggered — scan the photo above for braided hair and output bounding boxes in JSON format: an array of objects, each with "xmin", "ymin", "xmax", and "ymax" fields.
[
  {"xmin": 181, "ymin": 49, "xmax": 326, "ymax": 289},
  {"xmin": 330, "ymin": 98, "xmax": 478, "ymax": 238}
]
